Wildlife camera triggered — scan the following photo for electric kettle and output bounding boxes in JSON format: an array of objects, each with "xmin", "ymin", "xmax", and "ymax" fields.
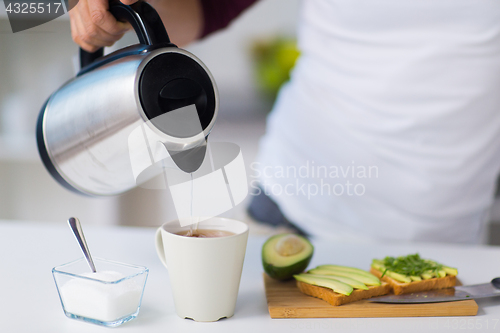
[{"xmin": 36, "ymin": 0, "xmax": 218, "ymax": 196}]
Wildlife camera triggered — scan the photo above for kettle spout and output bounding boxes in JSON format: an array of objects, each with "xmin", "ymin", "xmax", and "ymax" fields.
[{"xmin": 165, "ymin": 140, "xmax": 207, "ymax": 173}]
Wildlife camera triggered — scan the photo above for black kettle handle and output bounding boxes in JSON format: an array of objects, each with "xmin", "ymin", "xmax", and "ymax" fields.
[{"xmin": 79, "ymin": 0, "xmax": 171, "ymax": 68}]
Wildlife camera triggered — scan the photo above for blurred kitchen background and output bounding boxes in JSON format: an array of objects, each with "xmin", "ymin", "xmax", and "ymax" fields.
[
  {"xmin": 0, "ymin": 1, "xmax": 499, "ymax": 244},
  {"xmin": 0, "ymin": 0, "xmax": 300, "ymax": 229}
]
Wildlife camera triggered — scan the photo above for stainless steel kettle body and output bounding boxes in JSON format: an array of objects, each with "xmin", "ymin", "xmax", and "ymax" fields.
[{"xmin": 37, "ymin": 1, "xmax": 218, "ymax": 196}]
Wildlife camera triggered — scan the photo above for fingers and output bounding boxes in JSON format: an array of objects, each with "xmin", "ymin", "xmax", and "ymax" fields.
[
  {"xmin": 69, "ymin": 0, "xmax": 130, "ymax": 52},
  {"xmin": 73, "ymin": 7, "xmax": 118, "ymax": 52},
  {"xmin": 120, "ymin": 0, "xmax": 140, "ymax": 5},
  {"xmin": 70, "ymin": 8, "xmax": 102, "ymax": 52},
  {"xmin": 87, "ymin": 0, "xmax": 130, "ymax": 36},
  {"xmin": 70, "ymin": 11, "xmax": 94, "ymax": 52}
]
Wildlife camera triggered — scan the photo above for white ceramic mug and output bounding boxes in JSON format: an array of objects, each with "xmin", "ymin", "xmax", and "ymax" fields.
[{"xmin": 155, "ymin": 217, "xmax": 249, "ymax": 322}]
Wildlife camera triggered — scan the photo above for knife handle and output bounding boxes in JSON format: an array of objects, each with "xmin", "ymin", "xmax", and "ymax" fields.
[{"xmin": 492, "ymin": 278, "xmax": 500, "ymax": 289}]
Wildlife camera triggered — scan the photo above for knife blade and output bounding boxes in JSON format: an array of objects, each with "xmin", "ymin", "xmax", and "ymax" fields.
[{"xmin": 370, "ymin": 277, "xmax": 500, "ymax": 303}]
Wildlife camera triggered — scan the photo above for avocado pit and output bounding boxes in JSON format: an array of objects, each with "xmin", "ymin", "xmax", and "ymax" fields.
[{"xmin": 274, "ymin": 234, "xmax": 305, "ymax": 256}]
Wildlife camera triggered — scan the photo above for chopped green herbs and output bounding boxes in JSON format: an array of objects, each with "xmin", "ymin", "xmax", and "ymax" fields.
[{"xmin": 377, "ymin": 254, "xmax": 444, "ymax": 277}]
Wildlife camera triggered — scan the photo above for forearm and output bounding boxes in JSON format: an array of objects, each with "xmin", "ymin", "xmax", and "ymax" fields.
[
  {"xmin": 146, "ymin": 0, "xmax": 203, "ymax": 47},
  {"xmin": 147, "ymin": 0, "xmax": 259, "ymax": 46},
  {"xmin": 69, "ymin": 0, "xmax": 257, "ymax": 52}
]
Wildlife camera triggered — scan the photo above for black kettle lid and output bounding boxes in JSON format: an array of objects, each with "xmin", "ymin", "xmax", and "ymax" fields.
[{"xmin": 139, "ymin": 50, "xmax": 217, "ymax": 139}]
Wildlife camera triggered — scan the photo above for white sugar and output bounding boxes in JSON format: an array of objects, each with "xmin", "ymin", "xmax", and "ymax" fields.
[{"xmin": 60, "ymin": 271, "xmax": 142, "ymax": 322}]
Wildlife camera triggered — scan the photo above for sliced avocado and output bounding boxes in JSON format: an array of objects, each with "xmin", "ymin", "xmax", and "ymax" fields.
[
  {"xmin": 371, "ymin": 262, "xmax": 413, "ymax": 283},
  {"xmin": 262, "ymin": 234, "xmax": 314, "ymax": 280},
  {"xmin": 306, "ymin": 273, "xmax": 368, "ymax": 290},
  {"xmin": 371, "ymin": 262, "xmax": 386, "ymax": 272},
  {"xmin": 421, "ymin": 270, "xmax": 435, "ymax": 279},
  {"xmin": 308, "ymin": 268, "xmax": 381, "ymax": 286},
  {"xmin": 443, "ymin": 266, "xmax": 458, "ymax": 276},
  {"xmin": 384, "ymin": 270, "xmax": 412, "ymax": 283},
  {"xmin": 317, "ymin": 264, "xmax": 377, "ymax": 278},
  {"xmin": 294, "ymin": 274, "xmax": 353, "ymax": 296},
  {"xmin": 438, "ymin": 270, "xmax": 446, "ymax": 278}
]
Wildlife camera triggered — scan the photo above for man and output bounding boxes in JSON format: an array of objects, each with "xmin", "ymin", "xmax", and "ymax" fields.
[{"xmin": 71, "ymin": 0, "xmax": 500, "ymax": 243}]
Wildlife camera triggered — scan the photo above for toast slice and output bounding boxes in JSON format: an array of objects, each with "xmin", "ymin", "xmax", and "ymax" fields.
[
  {"xmin": 370, "ymin": 267, "xmax": 456, "ymax": 295},
  {"xmin": 296, "ymin": 280, "xmax": 391, "ymax": 306}
]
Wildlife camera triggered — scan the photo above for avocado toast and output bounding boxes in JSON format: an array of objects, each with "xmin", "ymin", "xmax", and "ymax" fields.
[
  {"xmin": 370, "ymin": 253, "xmax": 458, "ymax": 295},
  {"xmin": 294, "ymin": 265, "xmax": 391, "ymax": 306}
]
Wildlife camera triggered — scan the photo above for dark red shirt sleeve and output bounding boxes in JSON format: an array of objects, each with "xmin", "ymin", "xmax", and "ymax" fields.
[{"xmin": 200, "ymin": 0, "xmax": 259, "ymax": 37}]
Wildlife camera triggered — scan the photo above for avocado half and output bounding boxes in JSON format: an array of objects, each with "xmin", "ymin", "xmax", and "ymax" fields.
[{"xmin": 262, "ymin": 234, "xmax": 314, "ymax": 280}]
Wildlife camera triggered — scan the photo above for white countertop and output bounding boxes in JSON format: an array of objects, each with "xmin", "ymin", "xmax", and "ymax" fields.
[{"xmin": 1, "ymin": 220, "xmax": 500, "ymax": 333}]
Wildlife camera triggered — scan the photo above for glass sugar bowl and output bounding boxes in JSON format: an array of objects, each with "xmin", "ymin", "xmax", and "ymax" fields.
[{"xmin": 52, "ymin": 257, "xmax": 149, "ymax": 327}]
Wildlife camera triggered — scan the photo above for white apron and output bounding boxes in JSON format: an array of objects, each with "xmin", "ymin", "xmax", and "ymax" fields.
[{"xmin": 254, "ymin": 0, "xmax": 500, "ymax": 243}]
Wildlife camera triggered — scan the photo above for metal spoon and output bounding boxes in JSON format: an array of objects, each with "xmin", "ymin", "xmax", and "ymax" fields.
[{"xmin": 68, "ymin": 217, "xmax": 97, "ymax": 273}]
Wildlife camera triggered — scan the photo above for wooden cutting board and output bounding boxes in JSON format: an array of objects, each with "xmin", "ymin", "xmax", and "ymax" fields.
[{"xmin": 263, "ymin": 274, "xmax": 478, "ymax": 318}]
